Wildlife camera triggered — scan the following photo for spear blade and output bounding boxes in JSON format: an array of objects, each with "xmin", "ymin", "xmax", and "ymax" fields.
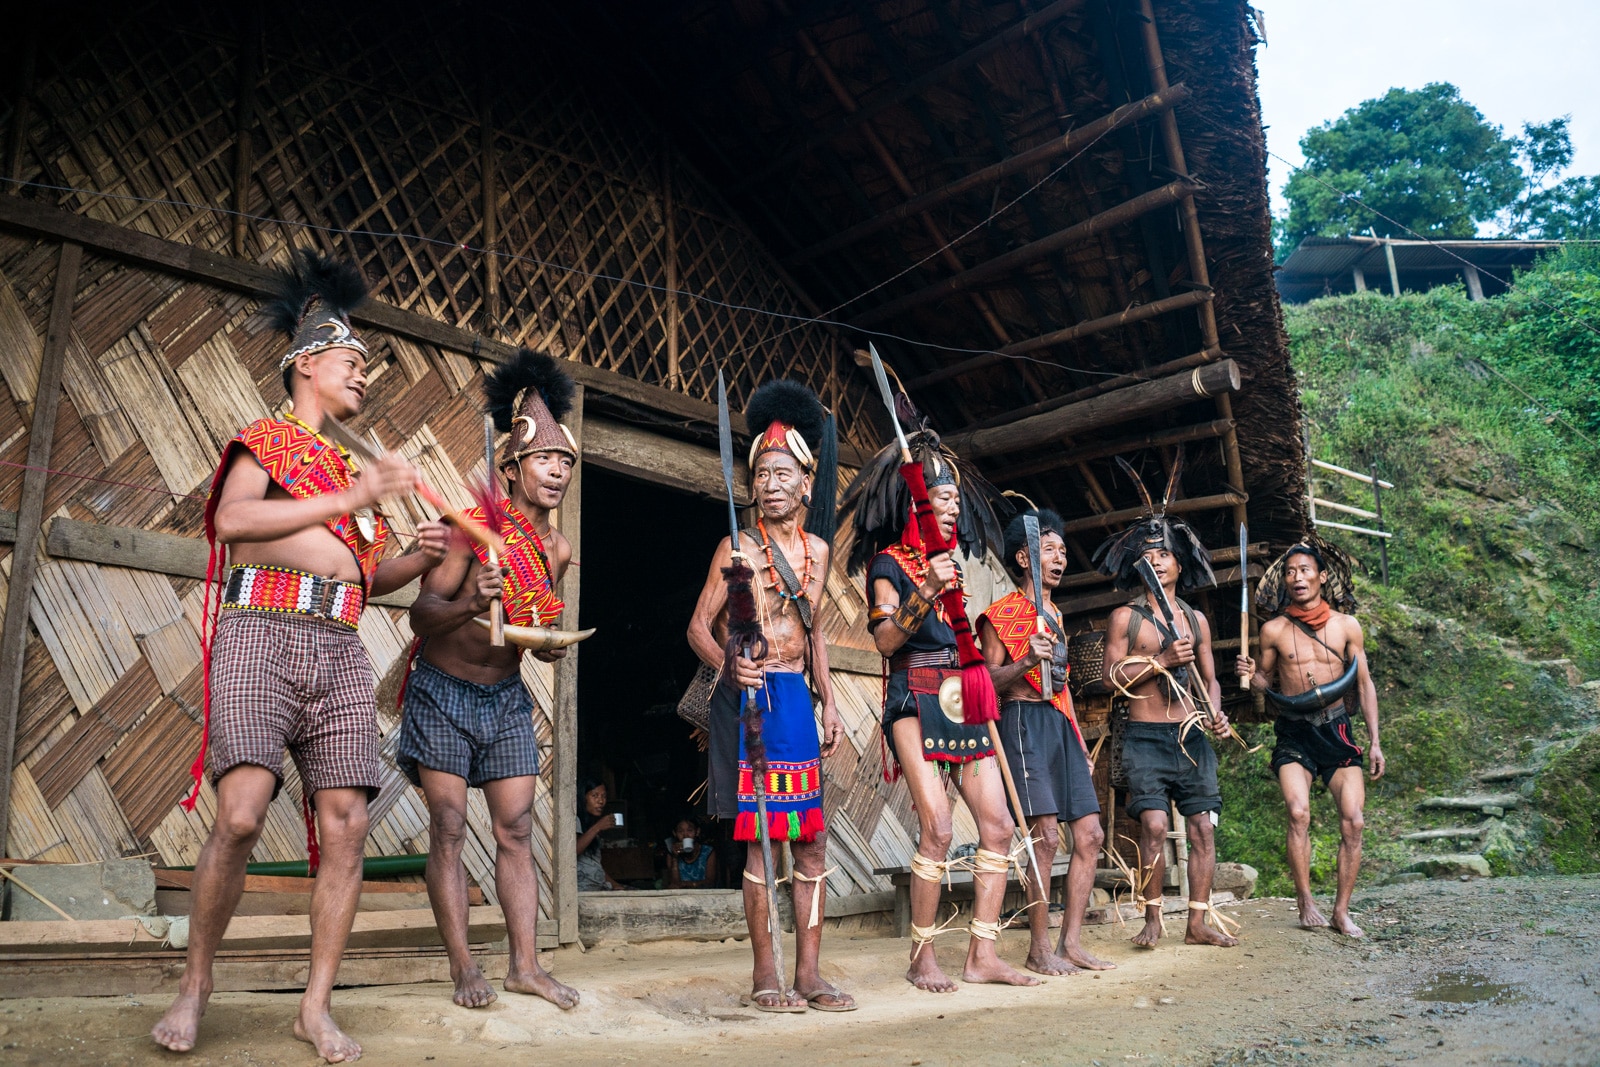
[
  {"xmin": 716, "ymin": 371, "xmax": 740, "ymax": 555},
  {"xmin": 866, "ymin": 342, "xmax": 911, "ymax": 463}
]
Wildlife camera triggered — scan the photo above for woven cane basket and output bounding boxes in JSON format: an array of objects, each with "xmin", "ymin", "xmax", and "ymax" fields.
[{"xmin": 1067, "ymin": 631, "xmax": 1108, "ymax": 697}]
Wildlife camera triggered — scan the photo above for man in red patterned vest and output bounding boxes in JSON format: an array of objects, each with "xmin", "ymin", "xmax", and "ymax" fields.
[
  {"xmin": 978, "ymin": 508, "xmax": 1113, "ymax": 976},
  {"xmin": 403, "ymin": 348, "xmax": 580, "ymax": 1012},
  {"xmin": 153, "ymin": 252, "xmax": 448, "ymax": 1061}
]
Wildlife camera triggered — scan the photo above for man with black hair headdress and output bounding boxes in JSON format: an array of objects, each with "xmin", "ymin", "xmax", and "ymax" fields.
[
  {"xmin": 1236, "ymin": 540, "xmax": 1383, "ymax": 937},
  {"xmin": 1097, "ymin": 456, "xmax": 1237, "ymax": 949},
  {"xmin": 841, "ymin": 395, "xmax": 1039, "ymax": 994},
  {"xmin": 978, "ymin": 507, "xmax": 1112, "ymax": 975},
  {"xmin": 154, "ymin": 251, "xmax": 450, "ymax": 1060},
  {"xmin": 687, "ymin": 379, "xmax": 853, "ymax": 1013},
  {"xmin": 402, "ymin": 347, "xmax": 581, "ymax": 1010}
]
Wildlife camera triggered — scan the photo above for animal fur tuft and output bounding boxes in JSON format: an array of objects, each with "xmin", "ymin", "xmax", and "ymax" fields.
[
  {"xmin": 484, "ymin": 347, "xmax": 576, "ymax": 432},
  {"xmin": 263, "ymin": 249, "xmax": 367, "ymax": 335}
]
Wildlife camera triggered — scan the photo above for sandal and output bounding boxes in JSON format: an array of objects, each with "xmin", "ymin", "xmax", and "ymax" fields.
[
  {"xmin": 741, "ymin": 988, "xmax": 806, "ymax": 1013},
  {"xmin": 798, "ymin": 985, "xmax": 858, "ymax": 1012}
]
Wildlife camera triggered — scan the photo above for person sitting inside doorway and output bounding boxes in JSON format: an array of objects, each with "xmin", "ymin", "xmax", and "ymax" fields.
[
  {"xmin": 576, "ymin": 778, "xmax": 625, "ymax": 891},
  {"xmin": 664, "ymin": 816, "xmax": 719, "ymax": 889}
]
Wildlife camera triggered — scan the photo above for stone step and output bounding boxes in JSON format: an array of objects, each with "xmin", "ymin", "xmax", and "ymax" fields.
[
  {"xmin": 1478, "ymin": 766, "xmax": 1539, "ymax": 783},
  {"xmin": 1534, "ymin": 659, "xmax": 1582, "ymax": 687},
  {"xmin": 1401, "ymin": 826, "xmax": 1489, "ymax": 842},
  {"xmin": 1418, "ymin": 794, "xmax": 1522, "ymax": 817},
  {"xmin": 1405, "ymin": 854, "xmax": 1491, "ymax": 879}
]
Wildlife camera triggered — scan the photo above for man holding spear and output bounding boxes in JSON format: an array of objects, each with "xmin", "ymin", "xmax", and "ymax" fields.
[
  {"xmin": 687, "ymin": 377, "xmax": 853, "ymax": 1013},
  {"xmin": 1097, "ymin": 456, "xmax": 1238, "ymax": 949},
  {"xmin": 840, "ymin": 357, "xmax": 1038, "ymax": 994},
  {"xmin": 978, "ymin": 507, "xmax": 1113, "ymax": 975},
  {"xmin": 401, "ymin": 347, "xmax": 590, "ymax": 1011}
]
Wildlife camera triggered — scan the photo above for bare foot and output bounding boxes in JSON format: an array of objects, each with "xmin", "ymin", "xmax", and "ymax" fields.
[
  {"xmin": 1184, "ymin": 919, "xmax": 1240, "ymax": 948},
  {"xmin": 1297, "ymin": 897, "xmax": 1329, "ymax": 929},
  {"xmin": 1330, "ymin": 911, "xmax": 1365, "ymax": 938},
  {"xmin": 1025, "ymin": 946, "xmax": 1080, "ymax": 976},
  {"xmin": 962, "ymin": 949, "xmax": 1042, "ymax": 987},
  {"xmin": 1058, "ymin": 942, "xmax": 1117, "ymax": 970},
  {"xmin": 294, "ymin": 1006, "xmax": 362, "ymax": 1063},
  {"xmin": 451, "ymin": 965, "xmax": 497, "ymax": 1008},
  {"xmin": 151, "ymin": 990, "xmax": 208, "ymax": 1052},
  {"xmin": 907, "ymin": 948, "xmax": 958, "ymax": 993},
  {"xmin": 505, "ymin": 965, "xmax": 580, "ymax": 1010},
  {"xmin": 1130, "ymin": 913, "xmax": 1164, "ymax": 948}
]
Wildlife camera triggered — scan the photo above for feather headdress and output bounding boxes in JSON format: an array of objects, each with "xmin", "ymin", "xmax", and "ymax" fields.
[
  {"xmin": 484, "ymin": 347, "xmax": 577, "ymax": 461},
  {"xmin": 839, "ymin": 392, "xmax": 1007, "ymax": 574},
  {"xmin": 264, "ymin": 249, "xmax": 369, "ymax": 373},
  {"xmin": 1092, "ymin": 449, "xmax": 1215, "ymax": 592},
  {"xmin": 1256, "ymin": 536, "xmax": 1357, "ymax": 615},
  {"xmin": 743, "ymin": 379, "xmax": 837, "ymax": 548}
]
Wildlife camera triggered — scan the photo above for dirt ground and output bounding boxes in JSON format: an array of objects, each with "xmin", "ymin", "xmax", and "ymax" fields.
[{"xmin": 3, "ymin": 874, "xmax": 1597, "ymax": 1066}]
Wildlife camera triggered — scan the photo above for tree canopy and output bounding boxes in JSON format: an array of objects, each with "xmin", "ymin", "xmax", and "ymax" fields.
[{"xmin": 1278, "ymin": 83, "xmax": 1600, "ymax": 257}]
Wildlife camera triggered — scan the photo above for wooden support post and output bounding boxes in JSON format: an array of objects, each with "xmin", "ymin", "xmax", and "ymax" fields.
[
  {"xmin": 946, "ymin": 359, "xmax": 1240, "ymax": 459},
  {"xmin": 663, "ymin": 149, "xmax": 680, "ymax": 386},
  {"xmin": 1384, "ymin": 240, "xmax": 1401, "ymax": 296},
  {"xmin": 989, "ymin": 416, "xmax": 1233, "ymax": 483},
  {"xmin": 480, "ymin": 80, "xmax": 499, "ymax": 328},
  {"xmin": 229, "ymin": 8, "xmax": 260, "ymax": 258},
  {"xmin": 1136, "ymin": 0, "xmax": 1217, "ymax": 349},
  {"xmin": 551, "ymin": 383, "xmax": 584, "ymax": 943},
  {"xmin": 852, "ymin": 179, "xmax": 1200, "ymax": 330},
  {"xmin": 905, "ymin": 288, "xmax": 1210, "ymax": 389},
  {"xmin": 0, "ymin": 241, "xmax": 81, "ymax": 856},
  {"xmin": 1351, "ymin": 266, "xmax": 1367, "ymax": 293},
  {"xmin": 5, "ymin": 21, "xmax": 38, "ymax": 186},
  {"xmin": 1462, "ymin": 263, "xmax": 1485, "ymax": 301}
]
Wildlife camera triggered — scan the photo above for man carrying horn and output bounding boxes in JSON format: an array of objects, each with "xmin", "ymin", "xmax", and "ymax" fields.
[
  {"xmin": 978, "ymin": 507, "xmax": 1113, "ymax": 975},
  {"xmin": 1097, "ymin": 457, "xmax": 1237, "ymax": 949},
  {"xmin": 153, "ymin": 251, "xmax": 450, "ymax": 1060},
  {"xmin": 402, "ymin": 348, "xmax": 582, "ymax": 1010},
  {"xmin": 1236, "ymin": 541, "xmax": 1382, "ymax": 937},
  {"xmin": 687, "ymin": 379, "xmax": 853, "ymax": 1013},
  {"xmin": 840, "ymin": 395, "xmax": 1038, "ymax": 993}
]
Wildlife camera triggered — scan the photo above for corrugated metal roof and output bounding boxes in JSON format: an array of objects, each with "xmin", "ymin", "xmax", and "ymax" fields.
[{"xmin": 1277, "ymin": 236, "xmax": 1566, "ymax": 302}]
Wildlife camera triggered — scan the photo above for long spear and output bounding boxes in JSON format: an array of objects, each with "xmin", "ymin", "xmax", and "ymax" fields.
[
  {"xmin": 1237, "ymin": 521, "xmax": 1250, "ymax": 690},
  {"xmin": 716, "ymin": 371, "xmax": 786, "ymax": 990},
  {"xmin": 484, "ymin": 414, "xmax": 505, "ymax": 647}
]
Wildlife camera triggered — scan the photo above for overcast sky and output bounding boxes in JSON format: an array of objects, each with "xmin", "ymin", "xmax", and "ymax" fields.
[{"xmin": 1253, "ymin": 1, "xmax": 1600, "ymax": 218}]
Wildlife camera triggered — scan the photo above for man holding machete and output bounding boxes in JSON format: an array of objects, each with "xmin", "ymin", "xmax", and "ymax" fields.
[
  {"xmin": 978, "ymin": 507, "xmax": 1113, "ymax": 975},
  {"xmin": 687, "ymin": 378, "xmax": 853, "ymax": 1013},
  {"xmin": 1097, "ymin": 456, "xmax": 1238, "ymax": 949},
  {"xmin": 401, "ymin": 347, "xmax": 583, "ymax": 1012}
]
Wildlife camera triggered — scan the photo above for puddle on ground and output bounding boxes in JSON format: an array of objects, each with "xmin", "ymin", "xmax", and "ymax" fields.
[{"xmin": 1413, "ymin": 970, "xmax": 1523, "ymax": 1004}]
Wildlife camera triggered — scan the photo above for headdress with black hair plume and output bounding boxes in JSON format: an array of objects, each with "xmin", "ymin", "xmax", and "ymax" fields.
[
  {"xmin": 1001, "ymin": 507, "xmax": 1065, "ymax": 581},
  {"xmin": 484, "ymin": 347, "xmax": 577, "ymax": 460},
  {"xmin": 839, "ymin": 392, "xmax": 1008, "ymax": 575},
  {"xmin": 265, "ymin": 249, "xmax": 369, "ymax": 372},
  {"xmin": 1092, "ymin": 449, "xmax": 1215, "ymax": 592},
  {"xmin": 1256, "ymin": 535, "xmax": 1357, "ymax": 615},
  {"xmin": 744, "ymin": 379, "xmax": 837, "ymax": 548}
]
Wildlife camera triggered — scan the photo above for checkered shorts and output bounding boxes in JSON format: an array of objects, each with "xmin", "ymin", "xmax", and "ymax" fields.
[
  {"xmin": 397, "ymin": 657, "xmax": 540, "ymax": 787},
  {"xmin": 207, "ymin": 608, "xmax": 382, "ymax": 800}
]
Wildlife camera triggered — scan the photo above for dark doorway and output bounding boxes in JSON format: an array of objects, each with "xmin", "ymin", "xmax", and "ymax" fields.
[{"xmin": 576, "ymin": 465, "xmax": 727, "ymax": 886}]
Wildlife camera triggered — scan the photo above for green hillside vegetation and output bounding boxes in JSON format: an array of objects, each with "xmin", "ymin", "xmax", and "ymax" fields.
[{"xmin": 1214, "ymin": 246, "xmax": 1600, "ymax": 896}]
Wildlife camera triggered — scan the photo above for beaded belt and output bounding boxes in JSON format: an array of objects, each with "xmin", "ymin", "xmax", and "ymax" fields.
[
  {"xmin": 888, "ymin": 647, "xmax": 958, "ymax": 674},
  {"xmin": 223, "ymin": 565, "xmax": 365, "ymax": 629}
]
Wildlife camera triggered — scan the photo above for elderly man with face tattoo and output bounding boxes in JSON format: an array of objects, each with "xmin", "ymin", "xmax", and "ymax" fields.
[{"xmin": 687, "ymin": 380, "xmax": 854, "ymax": 1014}]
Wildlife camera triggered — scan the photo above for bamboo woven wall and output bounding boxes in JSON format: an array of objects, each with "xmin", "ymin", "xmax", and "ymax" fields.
[{"xmin": 0, "ymin": 4, "xmax": 975, "ymax": 919}]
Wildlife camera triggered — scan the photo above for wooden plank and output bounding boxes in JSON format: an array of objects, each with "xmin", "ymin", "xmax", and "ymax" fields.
[
  {"xmin": 40, "ymin": 518, "xmax": 419, "ymax": 608},
  {"xmin": 153, "ymin": 869, "xmax": 438, "ymax": 894},
  {"xmin": 153, "ymin": 887, "xmax": 483, "ymax": 915},
  {"xmin": 0, "ymin": 241, "xmax": 81, "ymax": 857},
  {"xmin": 826, "ymin": 643, "xmax": 879, "ymax": 676},
  {"xmin": 0, "ymin": 905, "xmax": 506, "ymax": 954},
  {"xmin": 552, "ymin": 385, "xmax": 583, "ymax": 943},
  {"xmin": 583, "ymin": 415, "xmax": 750, "ymax": 501},
  {"xmin": 0, "ymin": 947, "xmax": 524, "ymax": 999}
]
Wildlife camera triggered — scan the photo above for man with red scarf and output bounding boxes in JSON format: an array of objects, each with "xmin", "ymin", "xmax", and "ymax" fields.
[
  {"xmin": 403, "ymin": 347, "xmax": 581, "ymax": 1011},
  {"xmin": 153, "ymin": 252, "xmax": 448, "ymax": 1061},
  {"xmin": 978, "ymin": 507, "xmax": 1112, "ymax": 976},
  {"xmin": 1236, "ymin": 543, "xmax": 1383, "ymax": 937},
  {"xmin": 686, "ymin": 379, "xmax": 852, "ymax": 1013}
]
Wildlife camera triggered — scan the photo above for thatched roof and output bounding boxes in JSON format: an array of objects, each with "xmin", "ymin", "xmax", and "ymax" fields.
[{"xmin": 591, "ymin": 0, "xmax": 1305, "ymax": 560}]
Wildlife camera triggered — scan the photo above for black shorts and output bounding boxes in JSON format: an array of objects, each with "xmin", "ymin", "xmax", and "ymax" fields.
[
  {"xmin": 1120, "ymin": 720, "xmax": 1221, "ymax": 818},
  {"xmin": 999, "ymin": 700, "xmax": 1100, "ymax": 822},
  {"xmin": 1271, "ymin": 713, "xmax": 1364, "ymax": 786}
]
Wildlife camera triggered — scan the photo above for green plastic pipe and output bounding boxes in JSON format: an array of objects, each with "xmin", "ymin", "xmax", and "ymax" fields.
[{"xmin": 167, "ymin": 854, "xmax": 429, "ymax": 877}]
